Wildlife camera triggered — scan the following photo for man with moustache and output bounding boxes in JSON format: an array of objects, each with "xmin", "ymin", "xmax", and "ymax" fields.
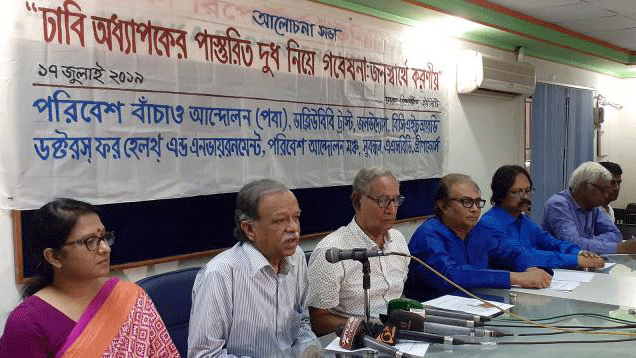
[
  {"xmin": 599, "ymin": 161, "xmax": 622, "ymax": 223},
  {"xmin": 480, "ymin": 165, "xmax": 604, "ymax": 270},
  {"xmin": 543, "ymin": 161, "xmax": 636, "ymax": 254},
  {"xmin": 405, "ymin": 174, "xmax": 552, "ymax": 302},
  {"xmin": 188, "ymin": 179, "xmax": 321, "ymax": 358},
  {"xmin": 307, "ymin": 168, "xmax": 410, "ymax": 336}
]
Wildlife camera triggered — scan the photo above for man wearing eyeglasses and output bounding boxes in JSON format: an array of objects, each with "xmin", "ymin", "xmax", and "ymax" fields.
[
  {"xmin": 543, "ymin": 161, "xmax": 636, "ymax": 254},
  {"xmin": 480, "ymin": 165, "xmax": 604, "ymax": 270},
  {"xmin": 188, "ymin": 179, "xmax": 321, "ymax": 358},
  {"xmin": 307, "ymin": 168, "xmax": 410, "ymax": 336},
  {"xmin": 405, "ymin": 173, "xmax": 552, "ymax": 302}
]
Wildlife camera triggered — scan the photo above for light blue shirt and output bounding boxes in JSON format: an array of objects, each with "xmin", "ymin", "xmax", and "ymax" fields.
[
  {"xmin": 542, "ymin": 190, "xmax": 622, "ymax": 254},
  {"xmin": 188, "ymin": 242, "xmax": 318, "ymax": 358}
]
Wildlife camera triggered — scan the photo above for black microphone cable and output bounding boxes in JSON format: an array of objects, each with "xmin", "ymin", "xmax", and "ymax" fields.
[
  {"xmin": 489, "ymin": 312, "xmax": 636, "ymax": 326},
  {"xmin": 394, "ymin": 252, "xmax": 636, "ymax": 339},
  {"xmin": 487, "ymin": 313, "xmax": 636, "ymax": 335},
  {"xmin": 474, "ymin": 336, "xmax": 636, "ymax": 345}
]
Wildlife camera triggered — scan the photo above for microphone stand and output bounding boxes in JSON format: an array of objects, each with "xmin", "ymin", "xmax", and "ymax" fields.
[{"xmin": 362, "ymin": 258, "xmax": 371, "ymax": 324}]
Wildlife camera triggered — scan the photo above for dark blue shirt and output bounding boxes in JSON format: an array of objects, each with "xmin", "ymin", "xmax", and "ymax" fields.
[
  {"xmin": 481, "ymin": 206, "xmax": 580, "ymax": 269},
  {"xmin": 405, "ymin": 217, "xmax": 528, "ymax": 302}
]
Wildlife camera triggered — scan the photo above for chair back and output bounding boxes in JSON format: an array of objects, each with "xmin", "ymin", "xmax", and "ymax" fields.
[{"xmin": 137, "ymin": 267, "xmax": 201, "ymax": 358}]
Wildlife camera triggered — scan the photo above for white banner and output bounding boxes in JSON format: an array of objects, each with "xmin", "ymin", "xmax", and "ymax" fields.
[{"xmin": 0, "ymin": 0, "xmax": 447, "ymax": 209}]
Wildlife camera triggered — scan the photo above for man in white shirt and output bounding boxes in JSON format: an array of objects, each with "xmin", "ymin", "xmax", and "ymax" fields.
[
  {"xmin": 188, "ymin": 179, "xmax": 320, "ymax": 358},
  {"xmin": 599, "ymin": 161, "xmax": 622, "ymax": 223},
  {"xmin": 307, "ymin": 168, "xmax": 410, "ymax": 336}
]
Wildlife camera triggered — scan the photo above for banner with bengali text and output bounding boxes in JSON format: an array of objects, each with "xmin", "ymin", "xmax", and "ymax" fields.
[{"xmin": 0, "ymin": 0, "xmax": 447, "ymax": 209}]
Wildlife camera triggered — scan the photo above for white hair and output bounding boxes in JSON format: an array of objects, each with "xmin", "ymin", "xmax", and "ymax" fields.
[
  {"xmin": 350, "ymin": 167, "xmax": 398, "ymax": 209},
  {"xmin": 569, "ymin": 161, "xmax": 612, "ymax": 191}
]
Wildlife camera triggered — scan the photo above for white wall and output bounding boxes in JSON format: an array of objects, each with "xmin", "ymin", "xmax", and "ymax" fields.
[
  {"xmin": 0, "ymin": 209, "xmax": 18, "ymax": 335},
  {"xmin": 600, "ymin": 77, "xmax": 636, "ymax": 209},
  {"xmin": 446, "ymin": 42, "xmax": 526, "ymax": 205}
]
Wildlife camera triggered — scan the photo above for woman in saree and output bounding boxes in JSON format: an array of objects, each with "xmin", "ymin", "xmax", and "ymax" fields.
[{"xmin": 0, "ymin": 198, "xmax": 180, "ymax": 357}]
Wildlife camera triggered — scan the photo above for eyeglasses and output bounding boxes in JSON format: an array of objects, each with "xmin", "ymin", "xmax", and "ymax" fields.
[
  {"xmin": 365, "ymin": 195, "xmax": 405, "ymax": 208},
  {"xmin": 587, "ymin": 182, "xmax": 610, "ymax": 194},
  {"xmin": 509, "ymin": 188, "xmax": 535, "ymax": 198},
  {"xmin": 62, "ymin": 231, "xmax": 115, "ymax": 251},
  {"xmin": 449, "ymin": 197, "xmax": 486, "ymax": 208}
]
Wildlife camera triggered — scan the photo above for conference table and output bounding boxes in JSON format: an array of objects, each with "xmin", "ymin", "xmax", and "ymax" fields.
[{"xmin": 327, "ymin": 254, "xmax": 636, "ymax": 357}]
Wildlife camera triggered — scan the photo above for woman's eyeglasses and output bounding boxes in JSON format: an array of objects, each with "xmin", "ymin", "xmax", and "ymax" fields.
[{"xmin": 62, "ymin": 231, "xmax": 115, "ymax": 251}]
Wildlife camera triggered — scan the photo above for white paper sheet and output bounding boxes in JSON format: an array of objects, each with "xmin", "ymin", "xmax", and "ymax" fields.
[
  {"xmin": 325, "ymin": 337, "xmax": 429, "ymax": 357},
  {"xmin": 552, "ymin": 269, "xmax": 594, "ymax": 282},
  {"xmin": 542, "ymin": 279, "xmax": 580, "ymax": 292},
  {"xmin": 594, "ymin": 262, "xmax": 616, "ymax": 273},
  {"xmin": 423, "ymin": 295, "xmax": 513, "ymax": 317}
]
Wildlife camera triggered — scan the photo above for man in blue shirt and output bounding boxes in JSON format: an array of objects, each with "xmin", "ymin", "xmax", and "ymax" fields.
[
  {"xmin": 405, "ymin": 173, "xmax": 552, "ymax": 302},
  {"xmin": 542, "ymin": 162, "xmax": 636, "ymax": 255},
  {"xmin": 481, "ymin": 165, "xmax": 604, "ymax": 269}
]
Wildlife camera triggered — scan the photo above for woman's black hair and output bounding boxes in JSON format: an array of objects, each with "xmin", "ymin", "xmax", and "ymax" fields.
[{"xmin": 23, "ymin": 198, "xmax": 99, "ymax": 298}]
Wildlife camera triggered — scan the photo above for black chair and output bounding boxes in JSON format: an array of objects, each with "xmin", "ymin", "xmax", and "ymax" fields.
[{"xmin": 137, "ymin": 267, "xmax": 201, "ymax": 358}]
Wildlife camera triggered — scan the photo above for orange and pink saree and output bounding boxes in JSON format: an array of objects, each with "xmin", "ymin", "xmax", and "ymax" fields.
[{"xmin": 55, "ymin": 277, "xmax": 180, "ymax": 358}]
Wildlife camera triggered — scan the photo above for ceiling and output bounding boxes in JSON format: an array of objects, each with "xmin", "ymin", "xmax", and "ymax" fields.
[
  {"xmin": 489, "ymin": 0, "xmax": 636, "ymax": 51},
  {"xmin": 313, "ymin": 0, "xmax": 636, "ymax": 78}
]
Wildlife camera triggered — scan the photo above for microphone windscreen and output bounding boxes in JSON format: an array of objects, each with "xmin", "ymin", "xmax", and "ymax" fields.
[
  {"xmin": 324, "ymin": 248, "xmax": 340, "ymax": 263},
  {"xmin": 379, "ymin": 313, "xmax": 389, "ymax": 325},
  {"xmin": 335, "ymin": 324, "xmax": 345, "ymax": 337},
  {"xmin": 338, "ymin": 317, "xmax": 365, "ymax": 350},
  {"xmin": 389, "ymin": 309, "xmax": 425, "ymax": 331},
  {"xmin": 366, "ymin": 322, "xmax": 385, "ymax": 337},
  {"xmin": 387, "ymin": 298, "xmax": 424, "ymax": 314}
]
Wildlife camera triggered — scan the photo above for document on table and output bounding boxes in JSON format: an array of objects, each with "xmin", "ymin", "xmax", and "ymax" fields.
[
  {"xmin": 423, "ymin": 295, "xmax": 514, "ymax": 317},
  {"xmin": 542, "ymin": 280, "xmax": 580, "ymax": 292},
  {"xmin": 552, "ymin": 269, "xmax": 594, "ymax": 282},
  {"xmin": 594, "ymin": 262, "xmax": 616, "ymax": 273},
  {"xmin": 536, "ymin": 269, "xmax": 598, "ymax": 292},
  {"xmin": 325, "ymin": 337, "xmax": 429, "ymax": 357}
]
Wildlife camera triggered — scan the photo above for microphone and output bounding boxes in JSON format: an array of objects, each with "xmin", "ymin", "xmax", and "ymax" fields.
[
  {"xmin": 422, "ymin": 321, "xmax": 503, "ymax": 337},
  {"xmin": 337, "ymin": 317, "xmax": 416, "ymax": 358},
  {"xmin": 383, "ymin": 310, "xmax": 504, "ymax": 338},
  {"xmin": 416, "ymin": 311, "xmax": 483, "ymax": 328},
  {"xmin": 378, "ymin": 313, "xmax": 466, "ymax": 346},
  {"xmin": 417, "ymin": 306, "xmax": 491, "ymax": 323},
  {"xmin": 395, "ymin": 329, "xmax": 467, "ymax": 345},
  {"xmin": 325, "ymin": 247, "xmax": 388, "ymax": 263}
]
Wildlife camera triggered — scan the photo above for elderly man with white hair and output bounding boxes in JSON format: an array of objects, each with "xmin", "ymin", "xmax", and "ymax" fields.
[{"xmin": 542, "ymin": 161, "xmax": 636, "ymax": 254}]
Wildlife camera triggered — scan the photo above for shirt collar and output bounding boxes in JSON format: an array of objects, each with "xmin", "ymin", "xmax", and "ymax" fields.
[
  {"xmin": 349, "ymin": 217, "xmax": 391, "ymax": 248},
  {"xmin": 433, "ymin": 217, "xmax": 469, "ymax": 240},
  {"xmin": 491, "ymin": 206, "xmax": 519, "ymax": 227},
  {"xmin": 242, "ymin": 242, "xmax": 295, "ymax": 276},
  {"xmin": 564, "ymin": 190, "xmax": 584, "ymax": 211}
]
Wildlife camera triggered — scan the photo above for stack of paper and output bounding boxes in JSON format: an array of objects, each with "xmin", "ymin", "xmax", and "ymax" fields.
[
  {"xmin": 423, "ymin": 295, "xmax": 514, "ymax": 317},
  {"xmin": 541, "ymin": 269, "xmax": 594, "ymax": 292}
]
